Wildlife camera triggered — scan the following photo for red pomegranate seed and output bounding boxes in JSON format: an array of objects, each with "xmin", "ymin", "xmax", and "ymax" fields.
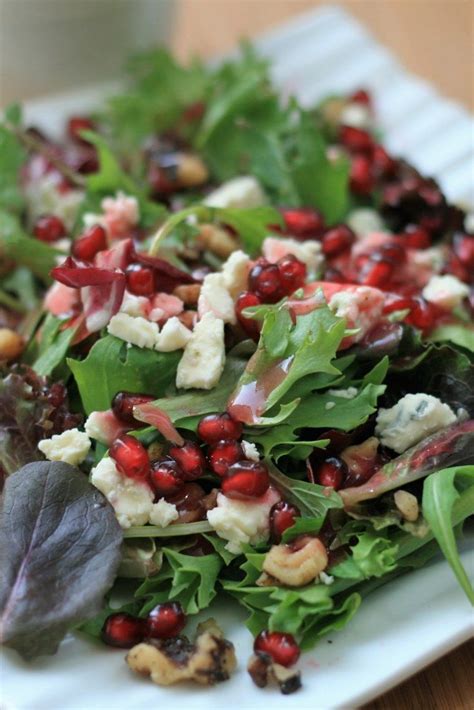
[
  {"xmin": 68, "ymin": 116, "xmax": 95, "ymax": 143},
  {"xmin": 269, "ymin": 501, "xmax": 300, "ymax": 543},
  {"xmin": 254, "ymin": 630, "xmax": 300, "ymax": 667},
  {"xmin": 444, "ymin": 254, "xmax": 470, "ymax": 282},
  {"xmin": 322, "ymin": 224, "xmax": 355, "ymax": 257},
  {"xmin": 360, "ymin": 255, "xmax": 394, "ymax": 287},
  {"xmin": 453, "ymin": 233, "xmax": 474, "ymax": 269},
  {"xmin": 33, "ymin": 214, "xmax": 66, "ymax": 242},
  {"xmin": 350, "ymin": 88, "xmax": 371, "ymax": 106},
  {"xmin": 183, "ymin": 101, "xmax": 206, "ymax": 123},
  {"xmin": 72, "ymin": 224, "xmax": 107, "ymax": 262},
  {"xmin": 315, "ymin": 457, "xmax": 347, "ymax": 490},
  {"xmin": 279, "ymin": 207, "xmax": 325, "ymax": 239},
  {"xmin": 148, "ymin": 163, "xmax": 176, "ymax": 195},
  {"xmin": 382, "ymin": 295, "xmax": 415, "ymax": 315},
  {"xmin": 339, "ymin": 125, "xmax": 373, "ymax": 154},
  {"xmin": 112, "ymin": 391, "xmax": 155, "ymax": 426},
  {"xmin": 378, "ymin": 242, "xmax": 406, "ymax": 265},
  {"xmin": 101, "ymin": 613, "xmax": 144, "ymax": 648},
  {"xmin": 125, "ymin": 264, "xmax": 156, "ymax": 296},
  {"xmin": 236, "ymin": 291, "xmax": 261, "ymax": 339},
  {"xmin": 197, "ymin": 413, "xmax": 243, "ymax": 444},
  {"xmin": 400, "ymin": 224, "xmax": 431, "ymax": 249},
  {"xmin": 150, "ymin": 458, "xmax": 185, "ymax": 497},
  {"xmin": 169, "ymin": 440, "xmax": 206, "ymax": 481},
  {"xmin": 110, "ymin": 434, "xmax": 150, "ymax": 481},
  {"xmin": 372, "ymin": 144, "xmax": 398, "ymax": 178},
  {"xmin": 405, "ymin": 297, "xmax": 440, "ymax": 331},
  {"xmin": 146, "ymin": 602, "xmax": 186, "ymax": 639},
  {"xmin": 277, "ymin": 254, "xmax": 307, "ymax": 294},
  {"xmin": 249, "ymin": 260, "xmax": 284, "ymax": 303},
  {"xmin": 167, "ymin": 482, "xmax": 206, "ymax": 522},
  {"xmin": 208, "ymin": 439, "xmax": 244, "ymax": 476},
  {"xmin": 222, "ymin": 460, "xmax": 270, "ymax": 500},
  {"xmin": 350, "ymin": 154, "xmax": 375, "ymax": 195}
]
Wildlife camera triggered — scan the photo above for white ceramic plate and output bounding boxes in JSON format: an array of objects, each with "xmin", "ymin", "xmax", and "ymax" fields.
[{"xmin": 2, "ymin": 6, "xmax": 473, "ymax": 709}]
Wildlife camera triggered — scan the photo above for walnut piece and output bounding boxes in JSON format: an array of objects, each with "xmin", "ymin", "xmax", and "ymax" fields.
[
  {"xmin": 394, "ymin": 490, "xmax": 419, "ymax": 522},
  {"xmin": 0, "ymin": 328, "xmax": 23, "ymax": 361},
  {"xmin": 248, "ymin": 652, "xmax": 302, "ymax": 695},
  {"xmin": 126, "ymin": 620, "xmax": 236, "ymax": 687},
  {"xmin": 263, "ymin": 536, "xmax": 328, "ymax": 587},
  {"xmin": 197, "ymin": 223, "xmax": 238, "ymax": 258}
]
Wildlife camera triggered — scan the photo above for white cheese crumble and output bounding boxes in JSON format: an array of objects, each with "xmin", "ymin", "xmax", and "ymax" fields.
[
  {"xmin": 329, "ymin": 287, "xmax": 384, "ymax": 343},
  {"xmin": 25, "ymin": 173, "xmax": 83, "ymax": 230},
  {"xmin": 375, "ymin": 393, "xmax": 457, "ymax": 454},
  {"xmin": 207, "ymin": 489, "xmax": 280, "ymax": 553},
  {"xmin": 198, "ymin": 273, "xmax": 236, "ymax": 324},
  {"xmin": 410, "ymin": 246, "xmax": 445, "ymax": 273},
  {"xmin": 91, "ymin": 457, "xmax": 154, "ymax": 529},
  {"xmin": 340, "ymin": 102, "xmax": 373, "ymax": 130},
  {"xmin": 203, "ymin": 176, "xmax": 266, "ymax": 209},
  {"xmin": 107, "ymin": 313, "xmax": 159, "ymax": 349},
  {"xmin": 422, "ymin": 274, "xmax": 470, "ymax": 310},
  {"xmin": 346, "ymin": 208, "xmax": 385, "ymax": 237},
  {"xmin": 242, "ymin": 440, "xmax": 260, "ymax": 462},
  {"xmin": 155, "ymin": 317, "xmax": 192, "ymax": 352},
  {"xmin": 262, "ymin": 236, "xmax": 324, "ymax": 273},
  {"xmin": 120, "ymin": 291, "xmax": 149, "ymax": 318},
  {"xmin": 149, "ymin": 498, "xmax": 179, "ymax": 527},
  {"xmin": 221, "ymin": 250, "xmax": 251, "ymax": 298},
  {"xmin": 38, "ymin": 428, "xmax": 90, "ymax": 466},
  {"xmin": 319, "ymin": 571, "xmax": 335, "ymax": 585},
  {"xmin": 176, "ymin": 312, "xmax": 225, "ymax": 390},
  {"xmin": 327, "ymin": 386, "xmax": 358, "ymax": 399}
]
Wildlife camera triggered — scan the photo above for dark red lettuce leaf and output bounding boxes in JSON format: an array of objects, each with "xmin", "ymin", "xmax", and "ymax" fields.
[
  {"xmin": 51, "ymin": 256, "xmax": 125, "ymax": 287},
  {"xmin": 0, "ymin": 461, "xmax": 122, "ymax": 660},
  {"xmin": 0, "ymin": 367, "xmax": 82, "ymax": 481}
]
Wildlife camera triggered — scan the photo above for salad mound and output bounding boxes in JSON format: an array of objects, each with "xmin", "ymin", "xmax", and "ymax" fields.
[{"xmin": 0, "ymin": 46, "xmax": 473, "ymax": 693}]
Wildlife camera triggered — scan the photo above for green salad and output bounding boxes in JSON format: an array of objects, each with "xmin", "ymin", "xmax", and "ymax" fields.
[{"xmin": 0, "ymin": 45, "xmax": 473, "ymax": 694}]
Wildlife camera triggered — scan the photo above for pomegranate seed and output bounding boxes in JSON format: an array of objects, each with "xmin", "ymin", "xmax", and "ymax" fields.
[
  {"xmin": 33, "ymin": 214, "xmax": 66, "ymax": 242},
  {"xmin": 315, "ymin": 457, "xmax": 347, "ymax": 490},
  {"xmin": 350, "ymin": 88, "xmax": 371, "ymax": 106},
  {"xmin": 339, "ymin": 125, "xmax": 373, "ymax": 154},
  {"xmin": 167, "ymin": 482, "xmax": 206, "ymax": 522},
  {"xmin": 236, "ymin": 291, "xmax": 261, "ymax": 339},
  {"xmin": 68, "ymin": 116, "xmax": 95, "ymax": 143},
  {"xmin": 110, "ymin": 434, "xmax": 150, "ymax": 481},
  {"xmin": 453, "ymin": 233, "xmax": 474, "ymax": 269},
  {"xmin": 405, "ymin": 296, "xmax": 438, "ymax": 331},
  {"xmin": 279, "ymin": 207, "xmax": 325, "ymax": 239},
  {"xmin": 197, "ymin": 413, "xmax": 243, "ymax": 444},
  {"xmin": 125, "ymin": 264, "xmax": 156, "ymax": 296},
  {"xmin": 148, "ymin": 164, "xmax": 176, "ymax": 196},
  {"xmin": 72, "ymin": 224, "xmax": 107, "ymax": 261},
  {"xmin": 169, "ymin": 440, "xmax": 206, "ymax": 481},
  {"xmin": 254, "ymin": 630, "xmax": 300, "ymax": 667},
  {"xmin": 150, "ymin": 458, "xmax": 184, "ymax": 497},
  {"xmin": 382, "ymin": 295, "xmax": 415, "ymax": 315},
  {"xmin": 350, "ymin": 154, "xmax": 375, "ymax": 195},
  {"xmin": 322, "ymin": 224, "xmax": 355, "ymax": 257},
  {"xmin": 360, "ymin": 255, "xmax": 394, "ymax": 287},
  {"xmin": 101, "ymin": 613, "xmax": 144, "ymax": 648},
  {"xmin": 378, "ymin": 242, "xmax": 406, "ymax": 265},
  {"xmin": 400, "ymin": 224, "xmax": 431, "ymax": 249},
  {"xmin": 209, "ymin": 439, "xmax": 244, "ymax": 476},
  {"xmin": 372, "ymin": 144, "xmax": 398, "ymax": 178},
  {"xmin": 270, "ymin": 501, "xmax": 300, "ymax": 542},
  {"xmin": 249, "ymin": 260, "xmax": 284, "ymax": 303},
  {"xmin": 444, "ymin": 254, "xmax": 470, "ymax": 282},
  {"xmin": 277, "ymin": 254, "xmax": 307, "ymax": 294},
  {"xmin": 324, "ymin": 267, "xmax": 347, "ymax": 283},
  {"xmin": 222, "ymin": 460, "xmax": 270, "ymax": 500},
  {"xmin": 146, "ymin": 602, "xmax": 186, "ymax": 639},
  {"xmin": 112, "ymin": 391, "xmax": 155, "ymax": 426}
]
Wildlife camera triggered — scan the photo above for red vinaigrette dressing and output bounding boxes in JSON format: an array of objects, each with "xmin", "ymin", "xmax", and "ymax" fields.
[{"xmin": 227, "ymin": 355, "xmax": 294, "ymax": 424}]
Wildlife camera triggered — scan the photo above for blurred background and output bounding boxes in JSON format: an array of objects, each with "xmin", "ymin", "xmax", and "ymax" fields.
[{"xmin": 0, "ymin": 0, "xmax": 472, "ymax": 110}]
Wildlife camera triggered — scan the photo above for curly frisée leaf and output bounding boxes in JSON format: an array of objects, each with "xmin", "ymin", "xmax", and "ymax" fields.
[{"xmin": 0, "ymin": 461, "xmax": 123, "ymax": 660}]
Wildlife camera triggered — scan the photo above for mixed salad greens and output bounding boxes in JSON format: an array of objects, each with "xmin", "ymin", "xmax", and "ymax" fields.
[{"xmin": 0, "ymin": 45, "xmax": 473, "ymax": 693}]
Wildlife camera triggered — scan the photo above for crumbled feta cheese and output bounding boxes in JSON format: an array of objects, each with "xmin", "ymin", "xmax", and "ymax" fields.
[
  {"xmin": 101, "ymin": 191, "xmax": 139, "ymax": 239},
  {"xmin": 329, "ymin": 287, "xmax": 385, "ymax": 343},
  {"xmin": 207, "ymin": 488, "xmax": 280, "ymax": 553},
  {"xmin": 347, "ymin": 208, "xmax": 385, "ymax": 237},
  {"xmin": 340, "ymin": 102, "xmax": 373, "ymax": 130},
  {"xmin": 263, "ymin": 236, "xmax": 324, "ymax": 273},
  {"xmin": 108, "ymin": 313, "xmax": 159, "ymax": 349},
  {"xmin": 198, "ymin": 273, "xmax": 236, "ymax": 324},
  {"xmin": 82, "ymin": 212, "xmax": 105, "ymax": 230},
  {"xmin": 422, "ymin": 274, "xmax": 470, "ymax": 310},
  {"xmin": 91, "ymin": 456, "xmax": 154, "ymax": 528},
  {"xmin": 325, "ymin": 401, "xmax": 336, "ymax": 410},
  {"xmin": 203, "ymin": 176, "xmax": 266, "ymax": 209},
  {"xmin": 221, "ymin": 250, "xmax": 251, "ymax": 298},
  {"xmin": 176, "ymin": 312, "xmax": 226, "ymax": 390},
  {"xmin": 410, "ymin": 246, "xmax": 445, "ymax": 273},
  {"xmin": 327, "ymin": 386, "xmax": 358, "ymax": 399},
  {"xmin": 38, "ymin": 428, "xmax": 90, "ymax": 466},
  {"xmin": 241, "ymin": 440, "xmax": 260, "ymax": 461},
  {"xmin": 375, "ymin": 393, "xmax": 457, "ymax": 454},
  {"xmin": 120, "ymin": 291, "xmax": 149, "ymax": 318},
  {"xmin": 155, "ymin": 317, "xmax": 192, "ymax": 352},
  {"xmin": 319, "ymin": 571, "xmax": 334, "ymax": 585},
  {"xmin": 148, "ymin": 293, "xmax": 184, "ymax": 323},
  {"xmin": 84, "ymin": 409, "xmax": 127, "ymax": 446},
  {"xmin": 25, "ymin": 173, "xmax": 83, "ymax": 230},
  {"xmin": 149, "ymin": 498, "xmax": 179, "ymax": 527}
]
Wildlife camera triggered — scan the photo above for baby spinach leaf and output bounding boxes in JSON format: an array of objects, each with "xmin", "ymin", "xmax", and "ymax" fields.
[
  {"xmin": 0, "ymin": 461, "xmax": 122, "ymax": 660},
  {"xmin": 68, "ymin": 335, "xmax": 180, "ymax": 414},
  {"xmin": 32, "ymin": 314, "xmax": 78, "ymax": 377}
]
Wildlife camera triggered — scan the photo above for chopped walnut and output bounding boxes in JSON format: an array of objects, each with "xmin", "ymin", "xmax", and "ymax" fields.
[
  {"xmin": 173, "ymin": 284, "xmax": 202, "ymax": 306},
  {"xmin": 197, "ymin": 223, "xmax": 238, "ymax": 258},
  {"xmin": 126, "ymin": 620, "xmax": 236, "ymax": 687},
  {"xmin": 248, "ymin": 652, "xmax": 302, "ymax": 695},
  {"xmin": 263, "ymin": 535, "xmax": 328, "ymax": 587},
  {"xmin": 0, "ymin": 328, "xmax": 24, "ymax": 361}
]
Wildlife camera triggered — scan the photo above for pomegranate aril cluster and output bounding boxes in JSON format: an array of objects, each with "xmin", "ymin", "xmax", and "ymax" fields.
[
  {"xmin": 110, "ymin": 434, "xmax": 150, "ymax": 481},
  {"xmin": 101, "ymin": 602, "xmax": 186, "ymax": 649},
  {"xmin": 247, "ymin": 255, "xmax": 307, "ymax": 304},
  {"xmin": 254, "ymin": 630, "xmax": 301, "ymax": 667},
  {"xmin": 72, "ymin": 224, "xmax": 107, "ymax": 261},
  {"xmin": 33, "ymin": 214, "xmax": 66, "ymax": 242}
]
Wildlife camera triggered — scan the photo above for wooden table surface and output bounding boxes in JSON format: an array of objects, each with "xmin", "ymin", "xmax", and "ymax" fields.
[{"xmin": 172, "ymin": 2, "xmax": 474, "ymax": 708}]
